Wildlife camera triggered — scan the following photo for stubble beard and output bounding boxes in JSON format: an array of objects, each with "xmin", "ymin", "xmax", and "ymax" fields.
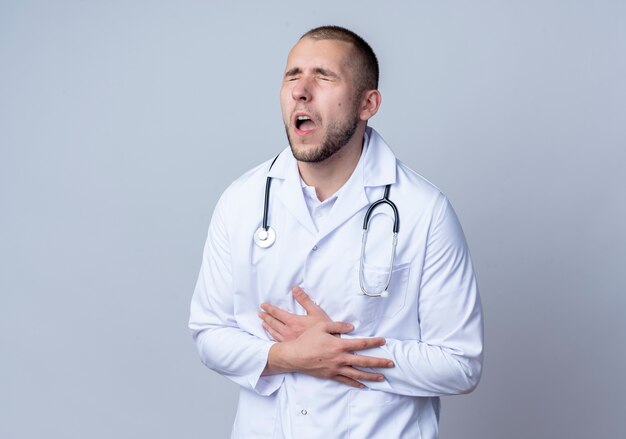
[{"xmin": 285, "ymin": 107, "xmax": 359, "ymax": 164}]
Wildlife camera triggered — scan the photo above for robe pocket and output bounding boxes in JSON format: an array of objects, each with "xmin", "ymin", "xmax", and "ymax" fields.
[
  {"xmin": 348, "ymin": 262, "xmax": 410, "ymax": 324},
  {"xmin": 348, "ymin": 390, "xmax": 423, "ymax": 438}
]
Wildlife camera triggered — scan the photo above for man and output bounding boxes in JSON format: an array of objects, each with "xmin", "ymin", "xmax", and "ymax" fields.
[{"xmin": 189, "ymin": 26, "xmax": 483, "ymax": 438}]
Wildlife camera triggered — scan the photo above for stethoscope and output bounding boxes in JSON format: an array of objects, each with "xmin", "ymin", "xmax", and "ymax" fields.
[{"xmin": 253, "ymin": 155, "xmax": 400, "ymax": 297}]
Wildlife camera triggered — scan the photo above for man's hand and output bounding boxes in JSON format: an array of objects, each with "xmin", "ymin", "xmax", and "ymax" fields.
[
  {"xmin": 264, "ymin": 321, "xmax": 394, "ymax": 388},
  {"xmin": 259, "ymin": 286, "xmax": 330, "ymax": 341},
  {"xmin": 260, "ymin": 286, "xmax": 394, "ymax": 388}
]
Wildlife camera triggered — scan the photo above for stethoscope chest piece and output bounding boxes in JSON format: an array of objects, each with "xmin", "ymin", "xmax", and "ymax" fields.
[{"xmin": 254, "ymin": 226, "xmax": 276, "ymax": 248}]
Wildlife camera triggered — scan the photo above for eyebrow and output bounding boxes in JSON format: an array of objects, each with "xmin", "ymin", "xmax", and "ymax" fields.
[
  {"xmin": 284, "ymin": 67, "xmax": 301, "ymax": 77},
  {"xmin": 284, "ymin": 67, "xmax": 340, "ymax": 79}
]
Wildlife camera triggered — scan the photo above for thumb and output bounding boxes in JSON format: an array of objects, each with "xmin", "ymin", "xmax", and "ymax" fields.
[
  {"xmin": 293, "ymin": 286, "xmax": 323, "ymax": 315},
  {"xmin": 324, "ymin": 321, "xmax": 354, "ymax": 335}
]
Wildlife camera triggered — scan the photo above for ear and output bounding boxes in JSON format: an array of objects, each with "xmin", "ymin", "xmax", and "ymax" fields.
[{"xmin": 358, "ymin": 89, "xmax": 382, "ymax": 121}]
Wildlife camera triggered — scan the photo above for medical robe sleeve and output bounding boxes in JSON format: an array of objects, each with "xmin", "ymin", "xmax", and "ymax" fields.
[
  {"xmin": 353, "ymin": 194, "xmax": 484, "ymax": 396},
  {"xmin": 189, "ymin": 190, "xmax": 283, "ymax": 396}
]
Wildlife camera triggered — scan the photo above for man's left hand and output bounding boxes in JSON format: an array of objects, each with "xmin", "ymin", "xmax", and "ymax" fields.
[{"xmin": 260, "ymin": 286, "xmax": 331, "ymax": 342}]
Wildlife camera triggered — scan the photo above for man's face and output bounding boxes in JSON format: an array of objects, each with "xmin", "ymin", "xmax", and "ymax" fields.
[{"xmin": 280, "ymin": 38, "xmax": 361, "ymax": 163}]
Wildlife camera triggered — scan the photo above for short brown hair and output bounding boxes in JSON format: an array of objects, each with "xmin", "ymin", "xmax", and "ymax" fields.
[{"xmin": 300, "ymin": 25, "xmax": 379, "ymax": 95}]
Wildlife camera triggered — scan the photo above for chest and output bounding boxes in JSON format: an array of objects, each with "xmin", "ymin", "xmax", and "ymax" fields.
[{"xmin": 230, "ymin": 196, "xmax": 426, "ymax": 336}]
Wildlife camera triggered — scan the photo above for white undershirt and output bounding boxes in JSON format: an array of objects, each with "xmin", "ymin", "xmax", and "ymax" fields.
[
  {"xmin": 300, "ymin": 181, "xmax": 338, "ymax": 232},
  {"xmin": 300, "ymin": 131, "xmax": 370, "ymax": 232}
]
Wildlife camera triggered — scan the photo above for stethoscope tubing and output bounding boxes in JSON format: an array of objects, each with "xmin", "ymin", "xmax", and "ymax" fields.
[
  {"xmin": 359, "ymin": 184, "xmax": 399, "ymax": 297},
  {"xmin": 362, "ymin": 184, "xmax": 399, "ymax": 233},
  {"xmin": 261, "ymin": 154, "xmax": 281, "ymax": 231},
  {"xmin": 255, "ymin": 154, "xmax": 401, "ymax": 297}
]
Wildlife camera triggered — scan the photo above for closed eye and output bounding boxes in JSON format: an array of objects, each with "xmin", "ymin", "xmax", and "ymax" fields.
[
  {"xmin": 314, "ymin": 68, "xmax": 339, "ymax": 81},
  {"xmin": 284, "ymin": 67, "xmax": 301, "ymax": 81}
]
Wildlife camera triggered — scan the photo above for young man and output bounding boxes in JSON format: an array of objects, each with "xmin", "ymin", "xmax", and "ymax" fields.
[{"xmin": 190, "ymin": 26, "xmax": 483, "ymax": 438}]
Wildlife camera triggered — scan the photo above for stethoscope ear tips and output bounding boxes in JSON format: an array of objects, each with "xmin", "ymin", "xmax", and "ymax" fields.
[{"xmin": 254, "ymin": 226, "xmax": 276, "ymax": 248}]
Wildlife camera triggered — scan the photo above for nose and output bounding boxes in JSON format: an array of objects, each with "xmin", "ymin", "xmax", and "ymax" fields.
[{"xmin": 292, "ymin": 78, "xmax": 312, "ymax": 102}]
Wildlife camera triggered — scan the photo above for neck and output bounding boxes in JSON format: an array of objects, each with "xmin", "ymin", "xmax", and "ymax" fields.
[{"xmin": 297, "ymin": 125, "xmax": 366, "ymax": 202}]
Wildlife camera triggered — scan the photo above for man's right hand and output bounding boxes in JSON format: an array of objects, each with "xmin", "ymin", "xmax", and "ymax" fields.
[{"xmin": 263, "ymin": 321, "xmax": 394, "ymax": 388}]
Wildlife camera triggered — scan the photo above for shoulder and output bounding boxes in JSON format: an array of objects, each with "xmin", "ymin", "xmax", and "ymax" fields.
[
  {"xmin": 396, "ymin": 160, "xmax": 442, "ymax": 195},
  {"xmin": 207, "ymin": 156, "xmax": 278, "ymax": 228},
  {"xmin": 368, "ymin": 127, "xmax": 449, "ymax": 217},
  {"xmin": 394, "ymin": 159, "xmax": 448, "ymax": 210},
  {"xmin": 219, "ymin": 156, "xmax": 276, "ymax": 204},
  {"xmin": 368, "ymin": 127, "xmax": 445, "ymax": 202},
  {"xmin": 388, "ymin": 160, "xmax": 468, "ymax": 252}
]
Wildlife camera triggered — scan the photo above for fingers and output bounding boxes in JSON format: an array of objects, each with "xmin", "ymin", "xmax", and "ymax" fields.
[
  {"xmin": 260, "ymin": 303, "xmax": 292, "ymax": 323},
  {"xmin": 338, "ymin": 366, "xmax": 386, "ymax": 383},
  {"xmin": 259, "ymin": 310, "xmax": 287, "ymax": 332},
  {"xmin": 342, "ymin": 336, "xmax": 387, "ymax": 352},
  {"xmin": 259, "ymin": 311, "xmax": 290, "ymax": 342},
  {"xmin": 324, "ymin": 321, "xmax": 355, "ymax": 335},
  {"xmin": 345, "ymin": 353, "xmax": 394, "ymax": 369},
  {"xmin": 333, "ymin": 374, "xmax": 365, "ymax": 389},
  {"xmin": 261, "ymin": 321, "xmax": 284, "ymax": 342},
  {"xmin": 292, "ymin": 286, "xmax": 327, "ymax": 317},
  {"xmin": 292, "ymin": 286, "xmax": 315, "ymax": 313}
]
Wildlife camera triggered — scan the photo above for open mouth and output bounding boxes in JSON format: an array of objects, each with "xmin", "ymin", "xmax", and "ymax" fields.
[{"xmin": 294, "ymin": 114, "xmax": 316, "ymax": 133}]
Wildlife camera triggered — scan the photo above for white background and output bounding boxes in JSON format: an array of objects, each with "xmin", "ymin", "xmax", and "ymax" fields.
[{"xmin": 1, "ymin": 1, "xmax": 625, "ymax": 437}]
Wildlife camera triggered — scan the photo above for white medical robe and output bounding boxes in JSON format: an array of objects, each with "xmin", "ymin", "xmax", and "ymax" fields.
[{"xmin": 189, "ymin": 127, "xmax": 484, "ymax": 438}]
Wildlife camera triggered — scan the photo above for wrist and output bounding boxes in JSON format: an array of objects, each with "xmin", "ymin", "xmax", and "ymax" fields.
[{"xmin": 265, "ymin": 342, "xmax": 293, "ymax": 375}]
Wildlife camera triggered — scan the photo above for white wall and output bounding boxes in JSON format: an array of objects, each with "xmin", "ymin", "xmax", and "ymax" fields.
[{"xmin": 1, "ymin": 1, "xmax": 625, "ymax": 437}]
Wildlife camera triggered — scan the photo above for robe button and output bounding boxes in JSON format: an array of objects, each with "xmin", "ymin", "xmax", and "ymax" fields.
[
  {"xmin": 301, "ymin": 409, "xmax": 307, "ymax": 415},
  {"xmin": 312, "ymin": 246, "xmax": 318, "ymax": 251}
]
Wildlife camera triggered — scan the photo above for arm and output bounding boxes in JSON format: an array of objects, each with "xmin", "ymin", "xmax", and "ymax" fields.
[
  {"xmin": 359, "ymin": 196, "xmax": 483, "ymax": 396},
  {"xmin": 259, "ymin": 286, "xmax": 394, "ymax": 388},
  {"xmin": 264, "ymin": 321, "xmax": 394, "ymax": 389},
  {"xmin": 189, "ymin": 191, "xmax": 282, "ymax": 396},
  {"xmin": 261, "ymin": 195, "xmax": 483, "ymax": 396}
]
